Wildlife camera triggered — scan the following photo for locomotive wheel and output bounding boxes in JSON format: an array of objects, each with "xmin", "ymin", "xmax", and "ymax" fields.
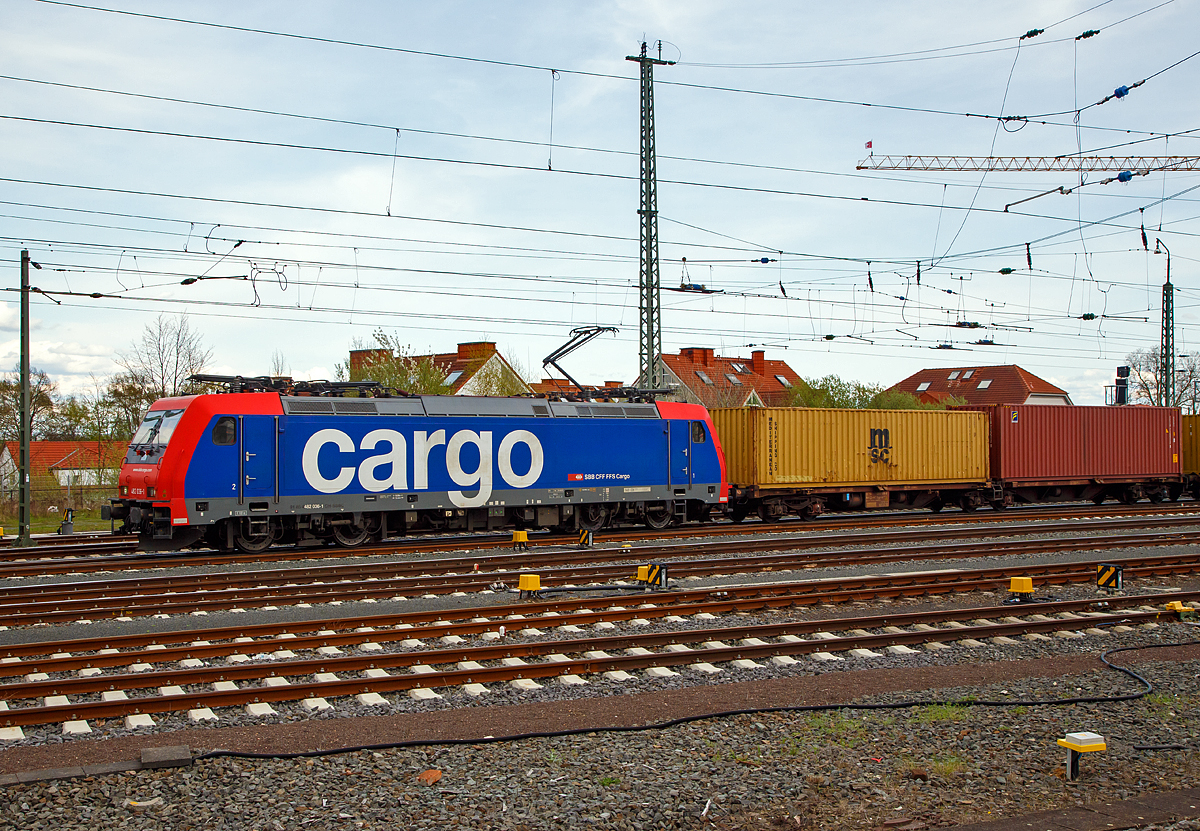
[
  {"xmin": 578, "ymin": 504, "xmax": 607, "ymax": 531},
  {"xmin": 643, "ymin": 502, "xmax": 673, "ymax": 530},
  {"xmin": 332, "ymin": 524, "xmax": 370, "ymax": 547},
  {"xmin": 233, "ymin": 525, "xmax": 273, "ymax": 553}
]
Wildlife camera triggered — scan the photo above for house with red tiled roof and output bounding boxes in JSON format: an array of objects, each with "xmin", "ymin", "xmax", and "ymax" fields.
[
  {"xmin": 0, "ymin": 440, "xmax": 127, "ymax": 497},
  {"xmin": 888, "ymin": 365, "xmax": 1072, "ymax": 406},
  {"xmin": 528, "ymin": 378, "xmax": 626, "ymax": 397},
  {"xmin": 660, "ymin": 348, "xmax": 803, "ymax": 407},
  {"xmin": 349, "ymin": 341, "xmax": 531, "ymax": 396}
]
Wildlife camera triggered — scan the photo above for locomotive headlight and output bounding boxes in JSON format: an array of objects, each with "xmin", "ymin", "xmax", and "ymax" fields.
[
  {"xmin": 148, "ymin": 487, "xmax": 156, "ymax": 497},
  {"xmin": 120, "ymin": 485, "xmax": 127, "ymax": 496}
]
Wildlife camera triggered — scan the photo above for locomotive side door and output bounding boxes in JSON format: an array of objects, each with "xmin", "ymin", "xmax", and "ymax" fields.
[
  {"xmin": 239, "ymin": 415, "xmax": 278, "ymax": 503},
  {"xmin": 669, "ymin": 419, "xmax": 691, "ymax": 487}
]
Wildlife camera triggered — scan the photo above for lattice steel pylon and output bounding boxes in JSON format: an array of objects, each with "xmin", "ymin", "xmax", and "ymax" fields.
[{"xmin": 626, "ymin": 41, "xmax": 673, "ymax": 388}]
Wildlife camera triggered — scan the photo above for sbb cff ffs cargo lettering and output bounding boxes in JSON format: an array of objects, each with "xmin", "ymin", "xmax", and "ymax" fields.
[{"xmin": 107, "ymin": 387, "xmax": 727, "ymax": 552}]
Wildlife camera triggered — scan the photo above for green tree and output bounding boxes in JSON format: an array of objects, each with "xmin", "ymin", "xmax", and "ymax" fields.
[
  {"xmin": 337, "ymin": 329, "xmax": 453, "ymax": 395},
  {"xmin": 787, "ymin": 374, "xmax": 963, "ymax": 410},
  {"xmin": 0, "ymin": 367, "xmax": 58, "ymax": 441}
]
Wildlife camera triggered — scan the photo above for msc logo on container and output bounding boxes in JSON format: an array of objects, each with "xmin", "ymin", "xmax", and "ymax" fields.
[{"xmin": 868, "ymin": 428, "xmax": 891, "ymax": 464}]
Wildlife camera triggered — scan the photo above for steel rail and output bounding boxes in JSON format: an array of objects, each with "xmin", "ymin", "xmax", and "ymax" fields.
[
  {"xmin": 0, "ymin": 599, "xmax": 1185, "ymax": 728},
  {"xmin": 7, "ymin": 513, "xmax": 1200, "ymax": 592},
  {"xmin": 5, "ymin": 502, "xmax": 1198, "ymax": 573},
  {"xmin": 4, "ymin": 578, "xmax": 1195, "ymax": 681},
  {"xmin": 0, "ymin": 531, "xmax": 1198, "ymax": 625}
]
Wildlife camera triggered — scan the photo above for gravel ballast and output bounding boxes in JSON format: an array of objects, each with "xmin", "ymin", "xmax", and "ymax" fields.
[{"xmin": 2, "ymin": 637, "xmax": 1199, "ymax": 830}]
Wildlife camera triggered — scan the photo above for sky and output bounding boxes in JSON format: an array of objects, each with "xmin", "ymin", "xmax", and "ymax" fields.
[{"xmin": 2, "ymin": 0, "xmax": 1199, "ymax": 405}]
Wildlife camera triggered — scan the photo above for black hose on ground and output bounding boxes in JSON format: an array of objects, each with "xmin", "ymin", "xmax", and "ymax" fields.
[{"xmin": 192, "ymin": 638, "xmax": 1200, "ymax": 763}]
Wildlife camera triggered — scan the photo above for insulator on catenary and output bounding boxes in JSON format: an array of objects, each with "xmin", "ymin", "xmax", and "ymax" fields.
[
  {"xmin": 1117, "ymin": 171, "xmax": 1133, "ymax": 183},
  {"xmin": 1026, "ymin": 243, "xmax": 1033, "ymax": 271}
]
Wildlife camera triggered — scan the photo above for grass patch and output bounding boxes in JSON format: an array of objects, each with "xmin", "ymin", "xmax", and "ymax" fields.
[
  {"xmin": 928, "ymin": 754, "xmax": 967, "ymax": 776},
  {"xmin": 599, "ymin": 776, "xmax": 620, "ymax": 787},
  {"xmin": 915, "ymin": 703, "xmax": 969, "ymax": 723}
]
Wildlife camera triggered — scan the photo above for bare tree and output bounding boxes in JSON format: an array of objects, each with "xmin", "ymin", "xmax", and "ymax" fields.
[
  {"xmin": 116, "ymin": 314, "xmax": 213, "ymax": 398},
  {"xmin": 1125, "ymin": 348, "xmax": 1200, "ymax": 412},
  {"xmin": 269, "ymin": 349, "xmax": 290, "ymax": 377}
]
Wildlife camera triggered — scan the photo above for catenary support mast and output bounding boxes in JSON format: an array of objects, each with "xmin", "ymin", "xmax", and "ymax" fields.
[{"xmin": 626, "ymin": 41, "xmax": 673, "ymax": 388}]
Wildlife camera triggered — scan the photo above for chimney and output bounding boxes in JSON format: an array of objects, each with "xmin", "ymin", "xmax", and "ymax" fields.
[
  {"xmin": 456, "ymin": 342, "xmax": 497, "ymax": 362},
  {"xmin": 750, "ymin": 350, "xmax": 766, "ymax": 375}
]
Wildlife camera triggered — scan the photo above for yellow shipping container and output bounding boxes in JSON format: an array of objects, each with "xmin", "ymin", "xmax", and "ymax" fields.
[
  {"xmin": 1182, "ymin": 415, "xmax": 1200, "ymax": 474},
  {"xmin": 711, "ymin": 407, "xmax": 990, "ymax": 490}
]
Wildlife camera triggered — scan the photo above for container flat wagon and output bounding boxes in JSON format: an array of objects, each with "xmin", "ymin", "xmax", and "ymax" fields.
[
  {"xmin": 712, "ymin": 407, "xmax": 991, "ymax": 520},
  {"xmin": 974, "ymin": 404, "xmax": 1184, "ymax": 505}
]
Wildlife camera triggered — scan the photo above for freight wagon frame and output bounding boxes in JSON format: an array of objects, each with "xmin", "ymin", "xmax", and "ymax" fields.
[{"xmin": 713, "ymin": 405, "xmax": 1185, "ymax": 521}]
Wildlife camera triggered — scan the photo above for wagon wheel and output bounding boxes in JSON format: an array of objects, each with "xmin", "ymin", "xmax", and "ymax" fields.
[
  {"xmin": 332, "ymin": 523, "xmax": 371, "ymax": 547},
  {"xmin": 233, "ymin": 522, "xmax": 273, "ymax": 553},
  {"xmin": 578, "ymin": 503, "xmax": 607, "ymax": 531},
  {"xmin": 729, "ymin": 506, "xmax": 748, "ymax": 524},
  {"xmin": 643, "ymin": 502, "xmax": 673, "ymax": 530},
  {"xmin": 928, "ymin": 500, "xmax": 944, "ymax": 513},
  {"xmin": 958, "ymin": 496, "xmax": 977, "ymax": 513}
]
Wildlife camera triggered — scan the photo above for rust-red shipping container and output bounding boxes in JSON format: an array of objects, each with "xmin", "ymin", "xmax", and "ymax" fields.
[{"xmin": 976, "ymin": 404, "xmax": 1181, "ymax": 483}]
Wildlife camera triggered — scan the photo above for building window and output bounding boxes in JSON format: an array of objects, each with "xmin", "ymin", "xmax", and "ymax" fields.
[
  {"xmin": 962, "ymin": 369, "xmax": 974, "ymax": 379},
  {"xmin": 444, "ymin": 370, "xmax": 463, "ymax": 385},
  {"xmin": 978, "ymin": 379, "xmax": 992, "ymax": 389},
  {"xmin": 916, "ymin": 382, "xmax": 930, "ymax": 392},
  {"xmin": 948, "ymin": 371, "xmax": 960, "ymax": 379},
  {"xmin": 695, "ymin": 370, "xmax": 714, "ymax": 385},
  {"xmin": 730, "ymin": 362, "xmax": 748, "ymax": 373},
  {"xmin": 725, "ymin": 374, "xmax": 743, "ymax": 386},
  {"xmin": 775, "ymin": 375, "xmax": 792, "ymax": 388}
]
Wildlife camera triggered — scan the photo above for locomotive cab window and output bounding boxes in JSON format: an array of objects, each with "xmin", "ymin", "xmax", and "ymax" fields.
[
  {"xmin": 691, "ymin": 421, "xmax": 707, "ymax": 443},
  {"xmin": 211, "ymin": 416, "xmax": 237, "ymax": 446},
  {"xmin": 131, "ymin": 408, "xmax": 186, "ymax": 447}
]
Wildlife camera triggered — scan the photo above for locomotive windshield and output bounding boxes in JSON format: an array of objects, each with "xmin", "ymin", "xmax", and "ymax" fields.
[{"xmin": 131, "ymin": 408, "xmax": 186, "ymax": 448}]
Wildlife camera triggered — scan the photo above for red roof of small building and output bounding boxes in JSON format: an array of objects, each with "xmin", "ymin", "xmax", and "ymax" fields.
[
  {"xmin": 528, "ymin": 378, "xmax": 625, "ymax": 396},
  {"xmin": 350, "ymin": 342, "xmax": 522, "ymax": 394},
  {"xmin": 3, "ymin": 441, "xmax": 128, "ymax": 474},
  {"xmin": 888, "ymin": 365, "xmax": 1072, "ymax": 405},
  {"xmin": 661, "ymin": 348, "xmax": 803, "ymax": 407}
]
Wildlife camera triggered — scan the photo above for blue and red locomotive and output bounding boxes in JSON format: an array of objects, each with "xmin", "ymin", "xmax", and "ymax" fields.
[{"xmin": 108, "ymin": 378, "xmax": 728, "ymax": 551}]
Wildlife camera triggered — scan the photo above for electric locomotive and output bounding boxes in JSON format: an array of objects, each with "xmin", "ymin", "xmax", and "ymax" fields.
[{"xmin": 107, "ymin": 377, "xmax": 728, "ymax": 552}]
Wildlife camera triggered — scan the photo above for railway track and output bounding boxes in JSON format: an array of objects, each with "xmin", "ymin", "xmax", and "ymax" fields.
[
  {"xmin": 3, "ymin": 501, "xmax": 1197, "ymax": 572},
  {"xmin": 0, "ymin": 587, "xmax": 1190, "ymax": 733},
  {"xmin": 6, "ymin": 505, "xmax": 1200, "ymax": 580},
  {"xmin": 2, "ymin": 520, "xmax": 1200, "ymax": 624}
]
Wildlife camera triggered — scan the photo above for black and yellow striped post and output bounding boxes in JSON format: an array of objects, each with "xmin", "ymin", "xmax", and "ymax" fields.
[
  {"xmin": 1096, "ymin": 563, "xmax": 1123, "ymax": 592},
  {"xmin": 578, "ymin": 529, "xmax": 594, "ymax": 548},
  {"xmin": 636, "ymin": 562, "xmax": 669, "ymax": 589}
]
